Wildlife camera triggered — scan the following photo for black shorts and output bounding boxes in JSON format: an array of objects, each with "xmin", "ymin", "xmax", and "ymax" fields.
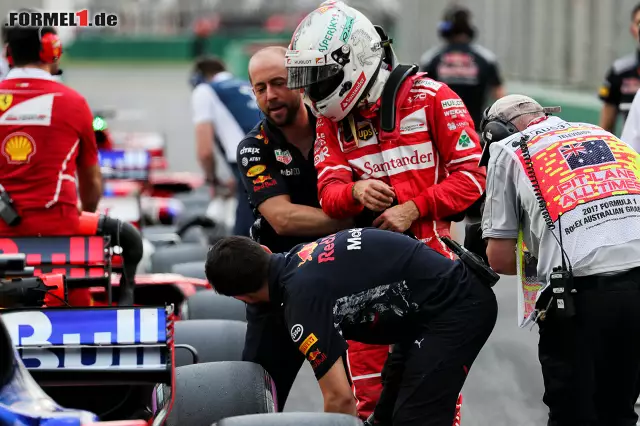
[{"xmin": 375, "ymin": 278, "xmax": 498, "ymax": 426}]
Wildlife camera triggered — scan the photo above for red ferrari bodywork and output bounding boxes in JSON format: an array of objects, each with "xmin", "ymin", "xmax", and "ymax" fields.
[{"xmin": 89, "ymin": 273, "xmax": 211, "ymax": 310}]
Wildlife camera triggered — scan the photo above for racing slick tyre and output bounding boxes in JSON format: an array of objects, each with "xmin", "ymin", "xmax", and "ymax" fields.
[
  {"xmin": 150, "ymin": 243, "xmax": 209, "ymax": 273},
  {"xmin": 142, "ymin": 225, "xmax": 181, "ymax": 248},
  {"xmin": 214, "ymin": 413, "xmax": 363, "ymax": 426},
  {"xmin": 174, "ymin": 193, "xmax": 211, "ymax": 217},
  {"xmin": 180, "ymin": 290, "xmax": 247, "ymax": 322},
  {"xmin": 180, "ymin": 225, "xmax": 209, "ymax": 245},
  {"xmin": 174, "ymin": 319, "xmax": 247, "ymax": 366},
  {"xmin": 172, "ymin": 261, "xmax": 207, "ymax": 280},
  {"xmin": 163, "ymin": 361, "xmax": 276, "ymax": 426}
]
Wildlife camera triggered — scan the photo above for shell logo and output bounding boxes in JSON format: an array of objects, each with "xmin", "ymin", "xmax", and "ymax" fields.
[
  {"xmin": 2, "ymin": 133, "xmax": 36, "ymax": 164},
  {"xmin": 246, "ymin": 164, "xmax": 266, "ymax": 177}
]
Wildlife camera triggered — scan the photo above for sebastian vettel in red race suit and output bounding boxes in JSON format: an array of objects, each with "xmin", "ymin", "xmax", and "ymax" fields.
[{"xmin": 286, "ymin": 1, "xmax": 486, "ymax": 424}]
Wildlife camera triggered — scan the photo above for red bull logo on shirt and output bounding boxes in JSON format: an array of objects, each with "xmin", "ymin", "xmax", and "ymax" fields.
[
  {"xmin": 308, "ymin": 349, "xmax": 327, "ymax": 370},
  {"xmin": 296, "ymin": 242, "xmax": 319, "ymax": 266}
]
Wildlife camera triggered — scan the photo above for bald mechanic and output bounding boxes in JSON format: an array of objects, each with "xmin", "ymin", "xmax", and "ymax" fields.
[
  {"xmin": 237, "ymin": 46, "xmax": 350, "ymax": 252},
  {"xmin": 236, "ymin": 46, "xmax": 351, "ymax": 411}
]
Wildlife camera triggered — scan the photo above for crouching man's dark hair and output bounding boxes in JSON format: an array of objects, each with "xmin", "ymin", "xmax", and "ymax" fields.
[{"xmin": 205, "ymin": 236, "xmax": 271, "ymax": 296}]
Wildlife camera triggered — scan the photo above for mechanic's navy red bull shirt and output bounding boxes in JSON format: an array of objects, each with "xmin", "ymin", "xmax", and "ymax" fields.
[
  {"xmin": 0, "ymin": 68, "xmax": 98, "ymax": 236},
  {"xmin": 268, "ymin": 227, "xmax": 472, "ymax": 379},
  {"xmin": 236, "ymin": 106, "xmax": 325, "ymax": 253}
]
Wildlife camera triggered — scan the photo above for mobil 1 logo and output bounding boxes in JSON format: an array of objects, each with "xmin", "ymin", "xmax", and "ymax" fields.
[{"xmin": 347, "ymin": 228, "xmax": 362, "ymax": 250}]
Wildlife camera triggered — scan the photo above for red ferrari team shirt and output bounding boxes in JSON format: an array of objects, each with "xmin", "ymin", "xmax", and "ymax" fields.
[{"xmin": 0, "ymin": 68, "xmax": 98, "ymax": 235}]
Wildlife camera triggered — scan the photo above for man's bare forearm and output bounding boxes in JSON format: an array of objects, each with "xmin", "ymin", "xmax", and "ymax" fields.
[
  {"xmin": 195, "ymin": 123, "xmax": 216, "ymax": 180},
  {"xmin": 599, "ymin": 104, "xmax": 618, "ymax": 133},
  {"xmin": 277, "ymin": 205, "xmax": 352, "ymax": 236},
  {"xmin": 323, "ymin": 397, "xmax": 357, "ymax": 416},
  {"xmin": 79, "ymin": 186, "xmax": 101, "ymax": 212}
]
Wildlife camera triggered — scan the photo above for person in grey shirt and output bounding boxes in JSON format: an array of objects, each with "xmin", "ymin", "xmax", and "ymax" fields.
[{"xmin": 478, "ymin": 94, "xmax": 640, "ymax": 426}]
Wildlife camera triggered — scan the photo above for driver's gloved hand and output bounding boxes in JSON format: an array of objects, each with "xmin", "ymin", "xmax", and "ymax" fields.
[
  {"xmin": 463, "ymin": 222, "xmax": 489, "ymax": 265},
  {"xmin": 364, "ymin": 413, "xmax": 389, "ymax": 426},
  {"xmin": 249, "ymin": 218, "xmax": 261, "ymax": 243}
]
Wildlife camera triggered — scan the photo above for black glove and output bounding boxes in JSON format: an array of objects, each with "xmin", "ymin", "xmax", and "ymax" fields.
[
  {"xmin": 249, "ymin": 217, "xmax": 261, "ymax": 242},
  {"xmin": 363, "ymin": 414, "xmax": 376, "ymax": 426},
  {"xmin": 463, "ymin": 222, "xmax": 489, "ymax": 265}
]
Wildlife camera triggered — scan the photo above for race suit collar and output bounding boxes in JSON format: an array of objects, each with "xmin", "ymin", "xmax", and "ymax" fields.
[
  {"xmin": 5, "ymin": 67, "xmax": 56, "ymax": 81},
  {"xmin": 267, "ymin": 253, "xmax": 287, "ymax": 305}
]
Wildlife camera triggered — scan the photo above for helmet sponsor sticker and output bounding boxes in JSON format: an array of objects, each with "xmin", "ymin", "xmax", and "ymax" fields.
[
  {"xmin": 340, "ymin": 72, "xmax": 366, "ymax": 111},
  {"xmin": 340, "ymin": 16, "xmax": 355, "ymax": 43},
  {"xmin": 319, "ymin": 13, "xmax": 341, "ymax": 52}
]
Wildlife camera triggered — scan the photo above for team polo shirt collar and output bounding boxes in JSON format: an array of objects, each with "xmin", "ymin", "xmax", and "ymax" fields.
[{"xmin": 5, "ymin": 67, "xmax": 56, "ymax": 81}]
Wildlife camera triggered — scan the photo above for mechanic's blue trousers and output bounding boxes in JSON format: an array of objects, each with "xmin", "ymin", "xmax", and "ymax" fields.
[{"xmin": 231, "ymin": 163, "xmax": 255, "ymax": 238}]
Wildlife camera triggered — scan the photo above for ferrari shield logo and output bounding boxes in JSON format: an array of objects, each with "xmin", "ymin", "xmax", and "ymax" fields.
[
  {"xmin": 0, "ymin": 94, "xmax": 13, "ymax": 111},
  {"xmin": 274, "ymin": 149, "xmax": 293, "ymax": 165}
]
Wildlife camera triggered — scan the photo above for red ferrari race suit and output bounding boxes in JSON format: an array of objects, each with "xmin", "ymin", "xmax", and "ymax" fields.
[
  {"xmin": 314, "ymin": 73, "xmax": 486, "ymax": 421},
  {"xmin": 0, "ymin": 68, "xmax": 99, "ymax": 306}
]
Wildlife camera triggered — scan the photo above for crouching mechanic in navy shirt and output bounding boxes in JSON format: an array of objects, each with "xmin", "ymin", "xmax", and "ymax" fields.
[
  {"xmin": 190, "ymin": 55, "xmax": 260, "ymax": 236},
  {"xmin": 205, "ymin": 228, "xmax": 498, "ymax": 426}
]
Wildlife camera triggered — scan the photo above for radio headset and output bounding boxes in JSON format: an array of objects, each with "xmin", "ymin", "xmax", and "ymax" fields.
[
  {"xmin": 518, "ymin": 132, "xmax": 576, "ymax": 320},
  {"xmin": 5, "ymin": 24, "xmax": 63, "ymax": 69}
]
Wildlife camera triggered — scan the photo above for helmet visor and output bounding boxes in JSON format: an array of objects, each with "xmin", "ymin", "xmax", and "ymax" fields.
[
  {"xmin": 287, "ymin": 63, "xmax": 343, "ymax": 90},
  {"xmin": 285, "ymin": 49, "xmax": 343, "ymax": 89}
]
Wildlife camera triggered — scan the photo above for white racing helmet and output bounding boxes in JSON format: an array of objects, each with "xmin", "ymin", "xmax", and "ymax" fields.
[{"xmin": 286, "ymin": 1, "xmax": 385, "ymax": 122}]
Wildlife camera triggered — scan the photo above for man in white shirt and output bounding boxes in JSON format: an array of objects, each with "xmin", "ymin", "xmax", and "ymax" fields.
[
  {"xmin": 190, "ymin": 56, "xmax": 261, "ymax": 237},
  {"xmin": 480, "ymin": 94, "xmax": 640, "ymax": 425}
]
